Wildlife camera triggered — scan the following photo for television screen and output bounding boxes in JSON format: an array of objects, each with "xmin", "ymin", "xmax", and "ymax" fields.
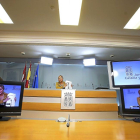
[
  {"xmin": 0, "ymin": 81, "xmax": 24, "ymax": 120},
  {"xmin": 120, "ymin": 86, "xmax": 140, "ymax": 117},
  {"xmin": 111, "ymin": 61, "xmax": 140, "ymax": 87},
  {"xmin": 0, "ymin": 85, "xmax": 21, "ymax": 107}
]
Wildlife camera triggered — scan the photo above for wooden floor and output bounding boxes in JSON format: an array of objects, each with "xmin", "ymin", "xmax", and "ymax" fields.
[{"xmin": 0, "ymin": 119, "xmax": 140, "ymax": 140}]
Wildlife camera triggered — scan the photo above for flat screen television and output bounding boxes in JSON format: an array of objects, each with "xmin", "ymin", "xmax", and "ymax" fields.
[
  {"xmin": 111, "ymin": 61, "xmax": 140, "ymax": 87},
  {"xmin": 120, "ymin": 86, "xmax": 140, "ymax": 120},
  {"xmin": 0, "ymin": 81, "xmax": 24, "ymax": 121}
]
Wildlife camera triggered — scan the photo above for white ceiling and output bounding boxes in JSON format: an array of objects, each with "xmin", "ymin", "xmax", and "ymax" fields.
[{"xmin": 0, "ymin": 0, "xmax": 140, "ymax": 60}]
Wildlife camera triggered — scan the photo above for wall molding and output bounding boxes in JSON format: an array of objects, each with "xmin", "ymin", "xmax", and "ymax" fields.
[{"xmin": 0, "ymin": 31, "xmax": 140, "ymax": 48}]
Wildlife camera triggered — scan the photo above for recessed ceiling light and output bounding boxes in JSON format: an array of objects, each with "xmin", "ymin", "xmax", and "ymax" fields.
[
  {"xmin": 66, "ymin": 53, "xmax": 70, "ymax": 56},
  {"xmin": 124, "ymin": 7, "xmax": 140, "ymax": 29},
  {"xmin": 58, "ymin": 0, "xmax": 82, "ymax": 26},
  {"xmin": 0, "ymin": 4, "xmax": 13, "ymax": 24},
  {"xmin": 21, "ymin": 52, "xmax": 25, "ymax": 55},
  {"xmin": 110, "ymin": 55, "xmax": 114, "ymax": 58}
]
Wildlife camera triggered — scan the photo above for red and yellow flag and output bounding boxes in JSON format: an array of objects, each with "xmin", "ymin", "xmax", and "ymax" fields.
[
  {"xmin": 25, "ymin": 63, "xmax": 31, "ymax": 88},
  {"xmin": 21, "ymin": 63, "xmax": 26, "ymax": 82}
]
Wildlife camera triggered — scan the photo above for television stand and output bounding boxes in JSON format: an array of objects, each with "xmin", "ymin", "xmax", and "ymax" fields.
[
  {"xmin": 0, "ymin": 116, "xmax": 11, "ymax": 121},
  {"xmin": 133, "ymin": 118, "xmax": 140, "ymax": 123}
]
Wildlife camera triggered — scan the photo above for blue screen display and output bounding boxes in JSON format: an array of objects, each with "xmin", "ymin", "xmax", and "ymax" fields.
[
  {"xmin": 112, "ymin": 61, "xmax": 140, "ymax": 86},
  {"xmin": 123, "ymin": 88, "xmax": 140, "ymax": 109},
  {"xmin": 0, "ymin": 85, "xmax": 21, "ymax": 107}
]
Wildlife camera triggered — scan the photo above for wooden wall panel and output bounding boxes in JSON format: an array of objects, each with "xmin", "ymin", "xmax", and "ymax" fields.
[
  {"xmin": 76, "ymin": 91, "xmax": 117, "ymax": 98},
  {"xmin": 22, "ymin": 102, "xmax": 118, "ymax": 112},
  {"xmin": 24, "ymin": 90, "xmax": 117, "ymax": 98},
  {"xmin": 24, "ymin": 90, "xmax": 61, "ymax": 97}
]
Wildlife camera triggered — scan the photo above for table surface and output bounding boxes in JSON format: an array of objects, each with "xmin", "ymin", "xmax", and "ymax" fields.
[{"xmin": 0, "ymin": 119, "xmax": 140, "ymax": 140}]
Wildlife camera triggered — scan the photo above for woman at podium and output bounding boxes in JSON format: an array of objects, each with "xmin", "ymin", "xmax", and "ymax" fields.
[{"xmin": 56, "ymin": 75, "xmax": 67, "ymax": 89}]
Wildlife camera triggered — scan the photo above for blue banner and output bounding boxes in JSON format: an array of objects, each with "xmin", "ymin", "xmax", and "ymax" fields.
[{"xmin": 32, "ymin": 64, "xmax": 39, "ymax": 88}]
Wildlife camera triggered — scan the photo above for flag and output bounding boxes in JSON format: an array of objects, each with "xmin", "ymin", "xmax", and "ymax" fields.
[
  {"xmin": 21, "ymin": 63, "xmax": 26, "ymax": 82},
  {"xmin": 32, "ymin": 64, "xmax": 39, "ymax": 88},
  {"xmin": 25, "ymin": 63, "xmax": 31, "ymax": 88}
]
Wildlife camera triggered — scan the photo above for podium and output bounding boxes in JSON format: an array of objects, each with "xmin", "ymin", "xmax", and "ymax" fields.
[{"xmin": 21, "ymin": 89, "xmax": 118, "ymax": 120}]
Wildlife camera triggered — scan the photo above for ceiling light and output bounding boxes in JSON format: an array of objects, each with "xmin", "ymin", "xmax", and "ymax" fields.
[
  {"xmin": 58, "ymin": 0, "xmax": 82, "ymax": 26},
  {"xmin": 41, "ymin": 57, "xmax": 53, "ymax": 65},
  {"xmin": 110, "ymin": 55, "xmax": 114, "ymax": 58},
  {"xmin": 83, "ymin": 58, "xmax": 96, "ymax": 66},
  {"xmin": 21, "ymin": 52, "xmax": 25, "ymax": 55},
  {"xmin": 124, "ymin": 7, "xmax": 140, "ymax": 29},
  {"xmin": 66, "ymin": 53, "xmax": 70, "ymax": 56},
  {"xmin": 0, "ymin": 4, "xmax": 13, "ymax": 24}
]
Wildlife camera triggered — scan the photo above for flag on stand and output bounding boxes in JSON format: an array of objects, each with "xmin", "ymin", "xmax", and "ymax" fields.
[
  {"xmin": 21, "ymin": 63, "xmax": 26, "ymax": 82},
  {"xmin": 25, "ymin": 63, "xmax": 31, "ymax": 88},
  {"xmin": 32, "ymin": 64, "xmax": 39, "ymax": 88}
]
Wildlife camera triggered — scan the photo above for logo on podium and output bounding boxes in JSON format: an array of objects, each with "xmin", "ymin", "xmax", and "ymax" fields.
[{"xmin": 61, "ymin": 89, "xmax": 75, "ymax": 109}]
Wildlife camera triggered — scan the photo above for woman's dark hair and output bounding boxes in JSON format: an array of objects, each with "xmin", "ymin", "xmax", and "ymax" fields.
[
  {"xmin": 0, "ymin": 84, "xmax": 4, "ymax": 90},
  {"xmin": 0, "ymin": 77, "xmax": 3, "ymax": 81}
]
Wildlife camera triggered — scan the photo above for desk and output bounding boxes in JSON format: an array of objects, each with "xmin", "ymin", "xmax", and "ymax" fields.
[
  {"xmin": 0, "ymin": 119, "xmax": 140, "ymax": 140},
  {"xmin": 21, "ymin": 89, "xmax": 118, "ymax": 120}
]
